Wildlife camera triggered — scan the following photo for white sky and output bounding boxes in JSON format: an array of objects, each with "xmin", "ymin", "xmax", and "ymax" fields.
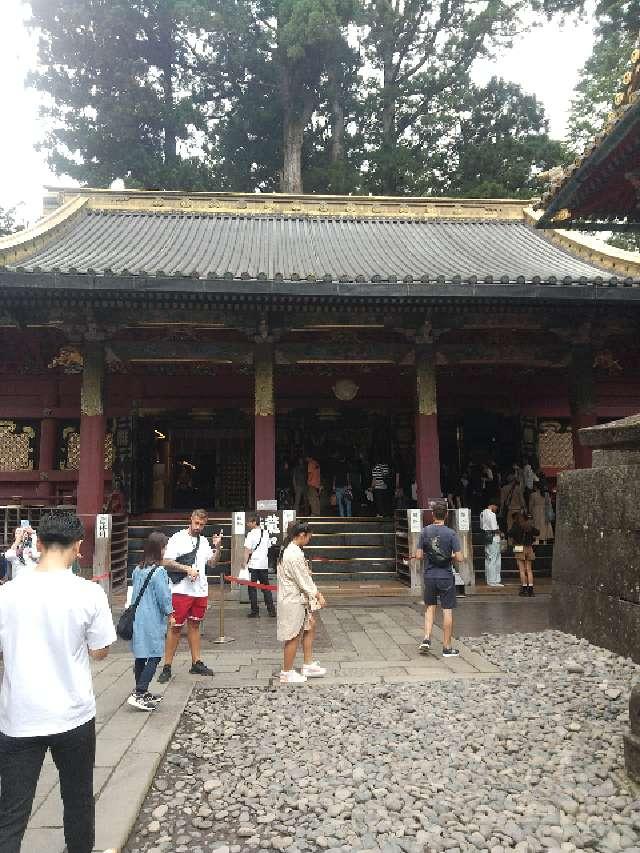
[{"xmin": 0, "ymin": 1, "xmax": 596, "ymax": 225}]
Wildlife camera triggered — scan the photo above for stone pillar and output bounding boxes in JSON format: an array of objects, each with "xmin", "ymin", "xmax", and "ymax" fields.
[
  {"xmin": 76, "ymin": 344, "xmax": 106, "ymax": 577},
  {"xmin": 569, "ymin": 344, "xmax": 596, "ymax": 469},
  {"xmin": 415, "ymin": 349, "xmax": 441, "ymax": 505},
  {"xmin": 254, "ymin": 344, "xmax": 276, "ymax": 505}
]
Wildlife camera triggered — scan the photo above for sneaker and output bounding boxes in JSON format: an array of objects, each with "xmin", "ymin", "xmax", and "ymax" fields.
[
  {"xmin": 301, "ymin": 661, "xmax": 327, "ymax": 678},
  {"xmin": 127, "ymin": 692, "xmax": 155, "ymax": 711},
  {"xmin": 518, "ymin": 586, "xmax": 527, "ymax": 597},
  {"xmin": 442, "ymin": 647, "xmax": 460, "ymax": 658},
  {"xmin": 143, "ymin": 692, "xmax": 163, "ymax": 703},
  {"xmin": 528, "ymin": 587, "xmax": 535, "ymax": 597},
  {"xmin": 267, "ymin": 609, "xmax": 277, "ymax": 618},
  {"xmin": 157, "ymin": 665, "xmax": 172, "ymax": 684},
  {"xmin": 418, "ymin": 638, "xmax": 431, "ymax": 654},
  {"xmin": 279, "ymin": 670, "xmax": 307, "ymax": 684},
  {"xmin": 189, "ymin": 660, "xmax": 214, "ymax": 676},
  {"xmin": 247, "ymin": 610, "xmax": 260, "ymax": 618}
]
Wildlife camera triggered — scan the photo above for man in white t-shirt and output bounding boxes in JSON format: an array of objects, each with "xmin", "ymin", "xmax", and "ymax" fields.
[
  {"xmin": 244, "ymin": 514, "xmax": 276, "ymax": 618},
  {"xmin": 480, "ymin": 499, "xmax": 504, "ymax": 587},
  {"xmin": 0, "ymin": 513, "xmax": 116, "ymax": 853},
  {"xmin": 157, "ymin": 509, "xmax": 222, "ymax": 683}
]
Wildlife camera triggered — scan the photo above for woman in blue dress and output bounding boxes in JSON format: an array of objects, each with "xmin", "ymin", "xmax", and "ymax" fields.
[{"xmin": 128, "ymin": 531, "xmax": 173, "ymax": 711}]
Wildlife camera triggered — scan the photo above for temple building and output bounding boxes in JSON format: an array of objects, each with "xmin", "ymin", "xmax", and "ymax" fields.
[{"xmin": 1, "ymin": 187, "xmax": 640, "ymax": 572}]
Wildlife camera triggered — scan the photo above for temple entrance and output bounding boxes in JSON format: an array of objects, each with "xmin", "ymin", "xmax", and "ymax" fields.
[
  {"xmin": 131, "ymin": 412, "xmax": 251, "ymax": 513},
  {"xmin": 276, "ymin": 408, "xmax": 415, "ymax": 513}
]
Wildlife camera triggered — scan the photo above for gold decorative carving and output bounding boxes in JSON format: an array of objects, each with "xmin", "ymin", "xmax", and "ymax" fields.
[
  {"xmin": 80, "ymin": 345, "xmax": 105, "ymax": 417},
  {"xmin": 0, "ymin": 421, "xmax": 34, "ymax": 471},
  {"xmin": 416, "ymin": 357, "xmax": 437, "ymax": 416},
  {"xmin": 60, "ymin": 428, "xmax": 114, "ymax": 470},
  {"xmin": 539, "ymin": 428, "xmax": 574, "ymax": 470},
  {"xmin": 254, "ymin": 348, "xmax": 274, "ymax": 417},
  {"xmin": 49, "ymin": 346, "xmax": 84, "ymax": 373}
]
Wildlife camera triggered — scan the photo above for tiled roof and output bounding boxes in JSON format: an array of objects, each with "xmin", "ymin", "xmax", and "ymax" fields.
[{"xmin": 2, "ymin": 208, "xmax": 614, "ymax": 284}]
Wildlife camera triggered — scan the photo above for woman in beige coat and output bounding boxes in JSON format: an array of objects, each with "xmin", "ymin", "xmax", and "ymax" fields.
[{"xmin": 277, "ymin": 521, "xmax": 327, "ymax": 684}]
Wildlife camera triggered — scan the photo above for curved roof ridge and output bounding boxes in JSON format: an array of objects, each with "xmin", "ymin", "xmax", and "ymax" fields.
[{"xmin": 0, "ymin": 196, "xmax": 88, "ymax": 265}]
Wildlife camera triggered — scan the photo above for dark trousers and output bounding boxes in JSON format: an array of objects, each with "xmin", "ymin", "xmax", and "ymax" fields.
[
  {"xmin": 134, "ymin": 656, "xmax": 161, "ymax": 694},
  {"xmin": 374, "ymin": 488, "xmax": 390, "ymax": 516},
  {"xmin": 248, "ymin": 569, "xmax": 275, "ymax": 614},
  {"xmin": 0, "ymin": 718, "xmax": 96, "ymax": 853}
]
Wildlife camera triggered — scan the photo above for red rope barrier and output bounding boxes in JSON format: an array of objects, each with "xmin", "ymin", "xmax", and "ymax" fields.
[{"xmin": 225, "ymin": 575, "xmax": 277, "ymax": 591}]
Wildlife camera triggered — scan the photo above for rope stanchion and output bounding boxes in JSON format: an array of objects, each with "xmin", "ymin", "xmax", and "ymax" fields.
[{"xmin": 212, "ymin": 571, "xmax": 235, "ymax": 645}]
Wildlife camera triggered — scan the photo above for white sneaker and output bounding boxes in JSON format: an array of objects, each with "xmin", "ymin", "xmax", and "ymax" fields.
[
  {"xmin": 127, "ymin": 692, "xmax": 155, "ymax": 711},
  {"xmin": 301, "ymin": 661, "xmax": 327, "ymax": 678},
  {"xmin": 279, "ymin": 670, "xmax": 307, "ymax": 684}
]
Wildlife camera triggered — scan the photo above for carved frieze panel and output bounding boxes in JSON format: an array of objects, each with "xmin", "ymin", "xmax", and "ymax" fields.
[{"xmin": 0, "ymin": 421, "xmax": 36, "ymax": 471}]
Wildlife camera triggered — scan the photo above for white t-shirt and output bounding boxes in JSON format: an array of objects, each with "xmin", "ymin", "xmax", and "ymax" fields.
[
  {"xmin": 480, "ymin": 508, "xmax": 500, "ymax": 537},
  {"xmin": 523, "ymin": 464, "xmax": 538, "ymax": 491},
  {"xmin": 0, "ymin": 570, "xmax": 116, "ymax": 737},
  {"xmin": 245, "ymin": 526, "xmax": 269, "ymax": 571},
  {"xmin": 5, "ymin": 543, "xmax": 39, "ymax": 579},
  {"xmin": 164, "ymin": 529, "xmax": 213, "ymax": 598}
]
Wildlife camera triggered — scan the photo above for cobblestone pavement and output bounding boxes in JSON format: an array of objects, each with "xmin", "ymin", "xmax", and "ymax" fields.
[{"xmin": 124, "ymin": 629, "xmax": 640, "ymax": 853}]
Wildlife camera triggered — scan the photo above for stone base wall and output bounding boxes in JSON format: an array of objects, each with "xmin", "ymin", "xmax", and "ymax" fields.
[{"xmin": 551, "ymin": 464, "xmax": 640, "ymax": 663}]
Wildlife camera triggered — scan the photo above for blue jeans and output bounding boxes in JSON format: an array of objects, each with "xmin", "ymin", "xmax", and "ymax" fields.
[
  {"xmin": 484, "ymin": 538, "xmax": 502, "ymax": 584},
  {"xmin": 335, "ymin": 487, "xmax": 352, "ymax": 517},
  {"xmin": 134, "ymin": 657, "xmax": 161, "ymax": 694}
]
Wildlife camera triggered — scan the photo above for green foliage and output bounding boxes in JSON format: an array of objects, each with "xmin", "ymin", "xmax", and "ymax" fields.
[
  {"xmin": 568, "ymin": 1, "xmax": 638, "ymax": 151},
  {"xmin": 607, "ymin": 232, "xmax": 640, "ymax": 252},
  {"xmin": 0, "ymin": 206, "xmax": 25, "ymax": 238},
  {"xmin": 29, "ymin": 0, "xmax": 573, "ymax": 197}
]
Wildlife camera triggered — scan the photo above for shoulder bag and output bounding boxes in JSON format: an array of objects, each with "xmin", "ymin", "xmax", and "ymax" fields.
[
  {"xmin": 117, "ymin": 566, "xmax": 158, "ymax": 641},
  {"xmin": 168, "ymin": 535, "xmax": 200, "ymax": 584}
]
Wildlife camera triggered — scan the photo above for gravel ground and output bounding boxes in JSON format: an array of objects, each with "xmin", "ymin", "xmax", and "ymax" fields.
[{"xmin": 125, "ymin": 631, "xmax": 640, "ymax": 853}]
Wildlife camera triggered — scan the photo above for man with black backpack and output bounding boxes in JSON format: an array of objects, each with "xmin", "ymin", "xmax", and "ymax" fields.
[
  {"xmin": 415, "ymin": 501, "xmax": 463, "ymax": 658},
  {"xmin": 157, "ymin": 509, "xmax": 222, "ymax": 683},
  {"xmin": 243, "ymin": 514, "xmax": 276, "ymax": 618}
]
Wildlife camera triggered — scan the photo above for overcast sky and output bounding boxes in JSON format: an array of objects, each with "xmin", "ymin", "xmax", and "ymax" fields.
[{"xmin": 0, "ymin": 1, "xmax": 596, "ymax": 225}]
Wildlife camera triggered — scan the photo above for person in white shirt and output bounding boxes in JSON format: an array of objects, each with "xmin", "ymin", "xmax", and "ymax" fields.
[
  {"xmin": 0, "ymin": 513, "xmax": 116, "ymax": 853},
  {"xmin": 244, "ymin": 514, "xmax": 276, "ymax": 618},
  {"xmin": 480, "ymin": 500, "xmax": 504, "ymax": 587},
  {"xmin": 4, "ymin": 526, "xmax": 39, "ymax": 579},
  {"xmin": 157, "ymin": 509, "xmax": 222, "ymax": 683}
]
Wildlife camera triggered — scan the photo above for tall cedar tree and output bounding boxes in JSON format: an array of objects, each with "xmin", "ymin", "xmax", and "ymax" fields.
[{"xmin": 28, "ymin": 0, "xmax": 213, "ymax": 189}]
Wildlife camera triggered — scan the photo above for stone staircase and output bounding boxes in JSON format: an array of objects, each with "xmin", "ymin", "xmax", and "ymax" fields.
[
  {"xmin": 127, "ymin": 514, "xmax": 397, "ymax": 583},
  {"xmin": 298, "ymin": 516, "xmax": 397, "ymax": 582},
  {"xmin": 127, "ymin": 513, "xmax": 233, "ymax": 578}
]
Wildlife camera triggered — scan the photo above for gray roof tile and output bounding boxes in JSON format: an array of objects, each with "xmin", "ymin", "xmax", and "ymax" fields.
[{"xmin": 6, "ymin": 210, "xmax": 616, "ymax": 284}]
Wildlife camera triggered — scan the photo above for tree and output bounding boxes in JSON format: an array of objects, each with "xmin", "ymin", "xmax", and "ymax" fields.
[
  {"xmin": 28, "ymin": 0, "xmax": 215, "ymax": 189},
  {"xmin": 568, "ymin": 0, "xmax": 638, "ymax": 151},
  {"xmin": 0, "ymin": 206, "xmax": 25, "ymax": 238},
  {"xmin": 360, "ymin": 0, "xmax": 528, "ymax": 195}
]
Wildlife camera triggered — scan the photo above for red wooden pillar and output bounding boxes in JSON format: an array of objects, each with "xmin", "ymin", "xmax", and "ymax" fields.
[
  {"xmin": 254, "ymin": 344, "xmax": 276, "ymax": 505},
  {"xmin": 76, "ymin": 344, "xmax": 106, "ymax": 577},
  {"xmin": 569, "ymin": 344, "xmax": 596, "ymax": 469},
  {"xmin": 37, "ymin": 384, "xmax": 59, "ymax": 501},
  {"xmin": 415, "ymin": 349, "xmax": 441, "ymax": 505}
]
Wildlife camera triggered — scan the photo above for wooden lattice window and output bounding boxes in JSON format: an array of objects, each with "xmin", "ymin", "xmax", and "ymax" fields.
[{"xmin": 0, "ymin": 421, "xmax": 36, "ymax": 471}]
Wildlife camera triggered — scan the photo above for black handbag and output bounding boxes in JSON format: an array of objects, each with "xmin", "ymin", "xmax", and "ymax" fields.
[
  {"xmin": 116, "ymin": 566, "xmax": 158, "ymax": 641},
  {"xmin": 168, "ymin": 535, "xmax": 200, "ymax": 584}
]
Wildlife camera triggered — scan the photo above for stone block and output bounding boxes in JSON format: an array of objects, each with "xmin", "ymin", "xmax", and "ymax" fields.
[{"xmin": 556, "ymin": 466, "xmax": 640, "ymax": 531}]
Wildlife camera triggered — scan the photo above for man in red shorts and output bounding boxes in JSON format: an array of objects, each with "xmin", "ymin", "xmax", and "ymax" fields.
[{"xmin": 157, "ymin": 509, "xmax": 222, "ymax": 682}]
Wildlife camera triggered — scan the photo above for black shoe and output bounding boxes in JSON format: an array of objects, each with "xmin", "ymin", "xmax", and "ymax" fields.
[
  {"xmin": 442, "ymin": 647, "xmax": 460, "ymax": 658},
  {"xmin": 247, "ymin": 610, "xmax": 260, "ymax": 618},
  {"xmin": 144, "ymin": 692, "xmax": 163, "ymax": 703},
  {"xmin": 157, "ymin": 665, "xmax": 172, "ymax": 684},
  {"xmin": 418, "ymin": 638, "xmax": 431, "ymax": 654},
  {"xmin": 528, "ymin": 586, "xmax": 535, "ymax": 596},
  {"xmin": 267, "ymin": 609, "xmax": 277, "ymax": 618},
  {"xmin": 189, "ymin": 660, "xmax": 214, "ymax": 676},
  {"xmin": 518, "ymin": 586, "xmax": 527, "ymax": 597}
]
